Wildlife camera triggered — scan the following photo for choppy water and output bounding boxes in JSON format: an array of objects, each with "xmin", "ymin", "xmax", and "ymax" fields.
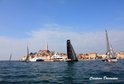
[{"xmin": 0, "ymin": 59, "xmax": 124, "ymax": 84}]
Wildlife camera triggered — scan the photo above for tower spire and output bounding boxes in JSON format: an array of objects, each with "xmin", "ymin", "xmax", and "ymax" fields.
[{"xmin": 46, "ymin": 42, "xmax": 48, "ymax": 51}]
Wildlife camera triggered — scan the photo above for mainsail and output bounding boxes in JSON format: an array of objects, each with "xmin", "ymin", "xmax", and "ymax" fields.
[
  {"xmin": 25, "ymin": 45, "xmax": 30, "ymax": 61},
  {"xmin": 9, "ymin": 53, "xmax": 12, "ymax": 61},
  {"xmin": 105, "ymin": 30, "xmax": 116, "ymax": 59},
  {"xmin": 67, "ymin": 40, "xmax": 78, "ymax": 61}
]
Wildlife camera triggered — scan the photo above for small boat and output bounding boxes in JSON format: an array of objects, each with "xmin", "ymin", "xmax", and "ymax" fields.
[
  {"xmin": 102, "ymin": 30, "xmax": 117, "ymax": 62},
  {"xmin": 51, "ymin": 52, "xmax": 63, "ymax": 61}
]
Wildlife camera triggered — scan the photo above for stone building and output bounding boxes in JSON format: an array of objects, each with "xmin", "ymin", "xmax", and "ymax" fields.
[
  {"xmin": 78, "ymin": 52, "xmax": 97, "ymax": 59},
  {"xmin": 117, "ymin": 51, "xmax": 124, "ymax": 59}
]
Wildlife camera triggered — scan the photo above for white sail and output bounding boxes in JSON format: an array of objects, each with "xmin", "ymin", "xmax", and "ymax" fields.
[{"xmin": 103, "ymin": 30, "xmax": 117, "ymax": 62}]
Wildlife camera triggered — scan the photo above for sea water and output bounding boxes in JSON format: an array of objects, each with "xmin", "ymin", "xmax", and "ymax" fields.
[{"xmin": 0, "ymin": 59, "xmax": 124, "ymax": 84}]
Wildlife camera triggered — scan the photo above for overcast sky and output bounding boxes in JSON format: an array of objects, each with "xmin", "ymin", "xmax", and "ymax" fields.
[{"xmin": 0, "ymin": 0, "xmax": 124, "ymax": 60}]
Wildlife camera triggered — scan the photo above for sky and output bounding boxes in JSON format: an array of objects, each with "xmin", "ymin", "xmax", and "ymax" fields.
[{"xmin": 0, "ymin": 0, "xmax": 124, "ymax": 60}]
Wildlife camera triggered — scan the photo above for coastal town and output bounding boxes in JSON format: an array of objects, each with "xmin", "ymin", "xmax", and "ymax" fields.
[
  {"xmin": 20, "ymin": 30, "xmax": 124, "ymax": 62},
  {"xmin": 21, "ymin": 45, "xmax": 124, "ymax": 61}
]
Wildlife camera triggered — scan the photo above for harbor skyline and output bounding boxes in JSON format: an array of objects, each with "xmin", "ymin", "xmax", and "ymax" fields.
[{"xmin": 0, "ymin": 0, "xmax": 124, "ymax": 60}]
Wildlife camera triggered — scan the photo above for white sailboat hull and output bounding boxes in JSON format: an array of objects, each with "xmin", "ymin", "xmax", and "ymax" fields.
[
  {"xmin": 102, "ymin": 58, "xmax": 117, "ymax": 62},
  {"xmin": 111, "ymin": 58, "xmax": 117, "ymax": 62},
  {"xmin": 30, "ymin": 57, "xmax": 44, "ymax": 62}
]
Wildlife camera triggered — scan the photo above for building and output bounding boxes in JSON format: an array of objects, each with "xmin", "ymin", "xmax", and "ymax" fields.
[
  {"xmin": 117, "ymin": 51, "xmax": 124, "ymax": 59},
  {"xmin": 97, "ymin": 54, "xmax": 107, "ymax": 59},
  {"xmin": 78, "ymin": 52, "xmax": 97, "ymax": 60},
  {"xmin": 88, "ymin": 52, "xmax": 97, "ymax": 59}
]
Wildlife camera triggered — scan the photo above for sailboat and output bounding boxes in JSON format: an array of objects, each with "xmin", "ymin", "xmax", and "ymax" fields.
[
  {"xmin": 51, "ymin": 52, "xmax": 63, "ymax": 61},
  {"xmin": 9, "ymin": 53, "xmax": 12, "ymax": 61},
  {"xmin": 25, "ymin": 45, "xmax": 30, "ymax": 62},
  {"xmin": 66, "ymin": 40, "xmax": 78, "ymax": 62},
  {"xmin": 102, "ymin": 30, "xmax": 117, "ymax": 62},
  {"xmin": 25, "ymin": 45, "xmax": 44, "ymax": 62}
]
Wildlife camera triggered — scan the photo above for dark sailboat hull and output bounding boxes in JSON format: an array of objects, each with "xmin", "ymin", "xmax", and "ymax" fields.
[
  {"xmin": 66, "ymin": 59, "xmax": 78, "ymax": 62},
  {"xmin": 36, "ymin": 59, "xmax": 44, "ymax": 62}
]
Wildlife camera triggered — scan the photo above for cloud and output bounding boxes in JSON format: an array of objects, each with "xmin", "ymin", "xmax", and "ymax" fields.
[{"xmin": 0, "ymin": 24, "xmax": 124, "ymax": 60}]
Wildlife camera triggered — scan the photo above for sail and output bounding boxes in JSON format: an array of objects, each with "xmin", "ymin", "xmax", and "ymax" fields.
[
  {"xmin": 67, "ymin": 40, "xmax": 78, "ymax": 61},
  {"xmin": 105, "ymin": 30, "xmax": 110, "ymax": 56},
  {"xmin": 9, "ymin": 54, "xmax": 12, "ymax": 61},
  {"xmin": 105, "ymin": 30, "xmax": 116, "ymax": 59},
  {"xmin": 109, "ymin": 45, "xmax": 116, "ymax": 58},
  {"xmin": 25, "ymin": 45, "xmax": 30, "ymax": 61}
]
